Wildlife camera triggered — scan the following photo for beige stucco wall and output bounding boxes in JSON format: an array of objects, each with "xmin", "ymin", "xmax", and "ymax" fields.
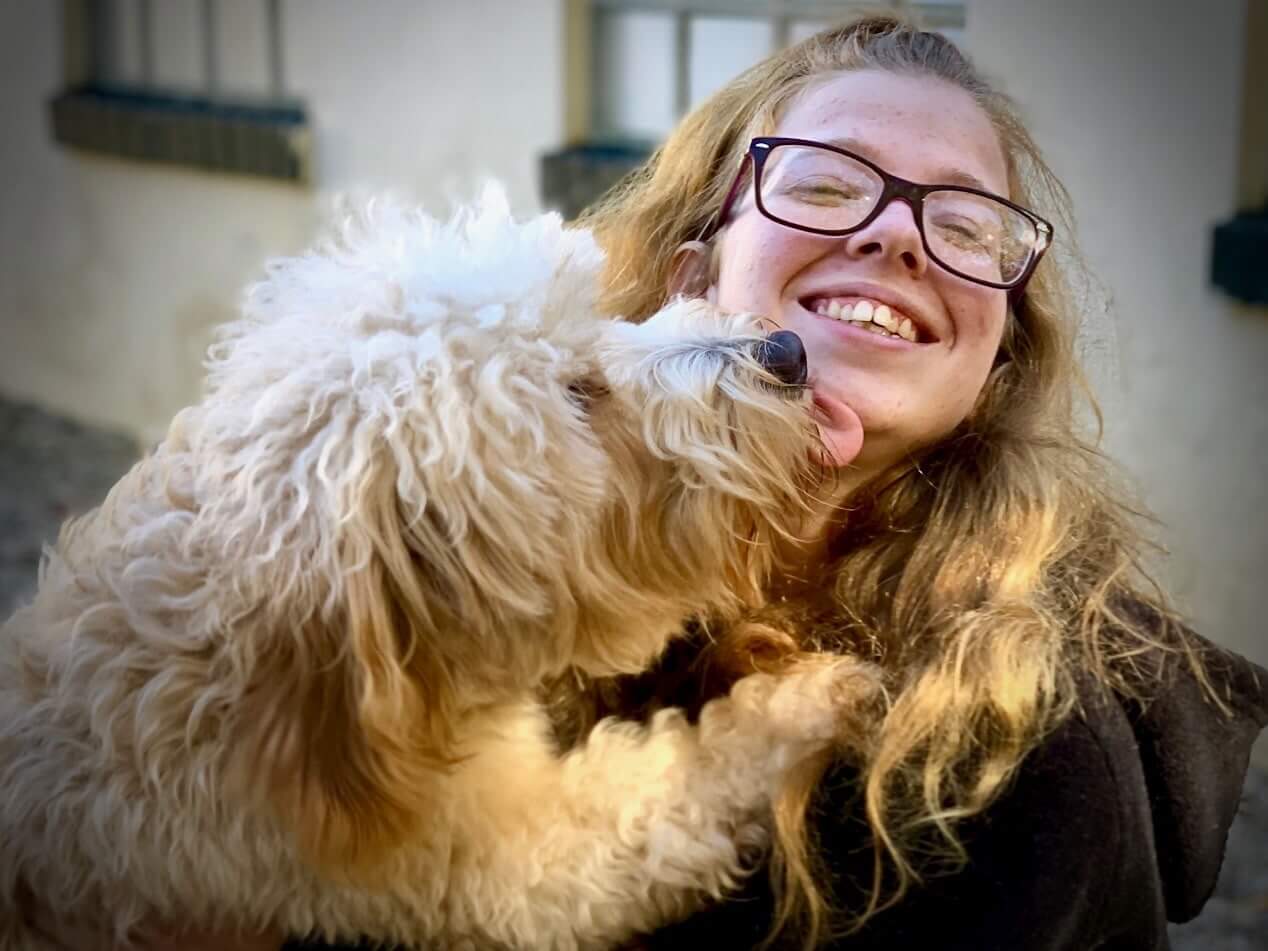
[{"xmin": 0, "ymin": 0, "xmax": 565, "ymax": 444}]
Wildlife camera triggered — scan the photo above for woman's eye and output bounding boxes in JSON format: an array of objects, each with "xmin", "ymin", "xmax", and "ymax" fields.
[
  {"xmin": 934, "ymin": 219, "xmax": 995, "ymax": 252},
  {"xmin": 786, "ymin": 179, "xmax": 866, "ymax": 204}
]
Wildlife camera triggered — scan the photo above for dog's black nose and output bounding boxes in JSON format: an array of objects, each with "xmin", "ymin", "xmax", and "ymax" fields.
[{"xmin": 755, "ymin": 330, "xmax": 808, "ymax": 386}]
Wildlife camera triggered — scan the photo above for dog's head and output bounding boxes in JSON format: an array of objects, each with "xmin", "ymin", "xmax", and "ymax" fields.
[
  {"xmin": 567, "ymin": 301, "xmax": 819, "ymax": 675},
  {"xmin": 198, "ymin": 190, "xmax": 818, "ymax": 873}
]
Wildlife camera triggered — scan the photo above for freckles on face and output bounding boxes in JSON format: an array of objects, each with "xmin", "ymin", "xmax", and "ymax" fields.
[
  {"xmin": 710, "ymin": 70, "xmax": 1013, "ymax": 475},
  {"xmin": 710, "ymin": 228, "xmax": 792, "ymax": 321}
]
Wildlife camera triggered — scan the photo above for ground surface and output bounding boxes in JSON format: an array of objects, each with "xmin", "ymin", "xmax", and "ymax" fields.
[{"xmin": 0, "ymin": 396, "xmax": 1263, "ymax": 948}]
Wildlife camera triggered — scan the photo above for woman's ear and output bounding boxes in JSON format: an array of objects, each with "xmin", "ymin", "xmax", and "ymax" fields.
[{"xmin": 667, "ymin": 240, "xmax": 715, "ymax": 301}]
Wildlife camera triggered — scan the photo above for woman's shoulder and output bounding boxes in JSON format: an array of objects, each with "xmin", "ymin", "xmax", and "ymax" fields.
[
  {"xmin": 1037, "ymin": 637, "xmax": 1265, "ymax": 932},
  {"xmin": 645, "ymin": 628, "xmax": 1268, "ymax": 950},
  {"xmin": 644, "ymin": 682, "xmax": 1154, "ymax": 950},
  {"xmin": 1100, "ymin": 622, "xmax": 1268, "ymax": 922}
]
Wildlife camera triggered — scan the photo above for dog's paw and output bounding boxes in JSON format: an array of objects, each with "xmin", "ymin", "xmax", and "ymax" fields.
[{"xmin": 705, "ymin": 655, "xmax": 886, "ymax": 758}]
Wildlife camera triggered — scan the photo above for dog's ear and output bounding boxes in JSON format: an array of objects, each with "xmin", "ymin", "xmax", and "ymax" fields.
[{"xmin": 231, "ymin": 452, "xmax": 457, "ymax": 879}]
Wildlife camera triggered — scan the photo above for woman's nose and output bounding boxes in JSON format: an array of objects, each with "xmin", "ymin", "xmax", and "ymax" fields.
[{"xmin": 843, "ymin": 198, "xmax": 928, "ymax": 276}]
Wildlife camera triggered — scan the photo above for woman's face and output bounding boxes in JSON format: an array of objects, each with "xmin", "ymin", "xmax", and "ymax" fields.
[{"xmin": 707, "ymin": 70, "xmax": 1012, "ymax": 476}]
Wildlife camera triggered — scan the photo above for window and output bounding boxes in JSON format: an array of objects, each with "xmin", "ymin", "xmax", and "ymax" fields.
[
  {"xmin": 50, "ymin": 0, "xmax": 309, "ymax": 182},
  {"xmin": 586, "ymin": 0, "xmax": 966, "ymax": 142},
  {"xmin": 543, "ymin": 0, "xmax": 966, "ymax": 218}
]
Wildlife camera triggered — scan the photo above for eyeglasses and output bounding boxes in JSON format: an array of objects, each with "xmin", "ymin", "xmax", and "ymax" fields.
[{"xmin": 702, "ymin": 137, "xmax": 1054, "ymax": 292}]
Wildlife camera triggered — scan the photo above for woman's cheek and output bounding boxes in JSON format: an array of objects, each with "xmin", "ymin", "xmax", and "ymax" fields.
[{"xmin": 951, "ymin": 287, "xmax": 1010, "ymax": 349}]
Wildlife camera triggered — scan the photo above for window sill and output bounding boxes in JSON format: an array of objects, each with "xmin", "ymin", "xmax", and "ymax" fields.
[
  {"xmin": 48, "ymin": 84, "xmax": 311, "ymax": 184},
  {"xmin": 540, "ymin": 141, "xmax": 653, "ymax": 220}
]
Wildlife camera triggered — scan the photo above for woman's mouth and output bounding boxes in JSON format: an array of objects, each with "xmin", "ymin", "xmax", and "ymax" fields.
[{"xmin": 800, "ymin": 295, "xmax": 928, "ymax": 344}]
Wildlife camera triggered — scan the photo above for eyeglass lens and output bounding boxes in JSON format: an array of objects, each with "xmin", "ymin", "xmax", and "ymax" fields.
[{"xmin": 757, "ymin": 144, "xmax": 1038, "ymax": 286}]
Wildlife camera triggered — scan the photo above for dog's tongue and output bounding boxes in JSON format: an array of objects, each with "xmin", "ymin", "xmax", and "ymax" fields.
[{"xmin": 811, "ymin": 389, "xmax": 864, "ymax": 468}]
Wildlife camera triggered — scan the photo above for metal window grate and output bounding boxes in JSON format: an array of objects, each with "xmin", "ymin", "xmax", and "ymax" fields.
[
  {"xmin": 542, "ymin": 0, "xmax": 965, "ymax": 218},
  {"xmin": 50, "ymin": 0, "xmax": 309, "ymax": 183},
  {"xmin": 588, "ymin": 0, "xmax": 966, "ymax": 141}
]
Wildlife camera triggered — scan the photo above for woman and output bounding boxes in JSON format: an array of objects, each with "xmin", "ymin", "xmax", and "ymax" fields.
[
  {"xmin": 133, "ymin": 13, "xmax": 1266, "ymax": 951},
  {"xmin": 550, "ymin": 13, "xmax": 1268, "ymax": 950}
]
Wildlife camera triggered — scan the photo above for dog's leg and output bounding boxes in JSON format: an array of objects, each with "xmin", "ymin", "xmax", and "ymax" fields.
[{"xmin": 442, "ymin": 655, "xmax": 880, "ymax": 950}]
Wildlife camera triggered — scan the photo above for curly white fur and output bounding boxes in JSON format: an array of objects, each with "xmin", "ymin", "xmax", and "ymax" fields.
[{"xmin": 0, "ymin": 188, "xmax": 878, "ymax": 950}]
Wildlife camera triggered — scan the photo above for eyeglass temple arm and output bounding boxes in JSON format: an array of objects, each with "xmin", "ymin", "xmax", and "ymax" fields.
[{"xmin": 1007, "ymin": 222, "xmax": 1053, "ymax": 306}]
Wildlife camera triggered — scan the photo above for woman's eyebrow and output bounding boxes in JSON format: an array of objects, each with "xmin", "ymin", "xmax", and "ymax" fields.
[{"xmin": 821, "ymin": 136, "xmax": 993, "ymax": 192}]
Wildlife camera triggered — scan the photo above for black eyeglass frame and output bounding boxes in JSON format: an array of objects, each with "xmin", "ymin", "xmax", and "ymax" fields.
[{"xmin": 700, "ymin": 136, "xmax": 1054, "ymax": 295}]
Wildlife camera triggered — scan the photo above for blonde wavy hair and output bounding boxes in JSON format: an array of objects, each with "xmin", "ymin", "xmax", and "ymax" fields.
[{"xmin": 574, "ymin": 13, "xmax": 1217, "ymax": 948}]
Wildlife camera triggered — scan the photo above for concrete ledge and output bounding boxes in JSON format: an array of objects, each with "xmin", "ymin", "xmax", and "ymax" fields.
[{"xmin": 539, "ymin": 141, "xmax": 651, "ymax": 220}]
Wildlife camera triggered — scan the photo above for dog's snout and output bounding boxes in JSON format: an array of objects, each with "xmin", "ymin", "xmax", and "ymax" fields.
[{"xmin": 754, "ymin": 330, "xmax": 808, "ymax": 386}]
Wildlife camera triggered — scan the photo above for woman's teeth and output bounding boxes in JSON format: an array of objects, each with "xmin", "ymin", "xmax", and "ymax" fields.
[{"xmin": 813, "ymin": 298, "xmax": 918, "ymax": 342}]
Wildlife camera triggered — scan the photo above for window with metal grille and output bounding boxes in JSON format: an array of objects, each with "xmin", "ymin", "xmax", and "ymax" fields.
[
  {"xmin": 589, "ymin": 0, "xmax": 964, "ymax": 141},
  {"xmin": 543, "ymin": 0, "xmax": 966, "ymax": 218},
  {"xmin": 50, "ymin": 0, "xmax": 309, "ymax": 183}
]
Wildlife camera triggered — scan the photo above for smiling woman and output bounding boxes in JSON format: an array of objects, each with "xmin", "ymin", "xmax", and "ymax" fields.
[{"xmin": 562, "ymin": 13, "xmax": 1268, "ymax": 950}]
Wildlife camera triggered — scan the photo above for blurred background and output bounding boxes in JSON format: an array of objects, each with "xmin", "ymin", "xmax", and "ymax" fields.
[{"xmin": 0, "ymin": 0, "xmax": 1265, "ymax": 942}]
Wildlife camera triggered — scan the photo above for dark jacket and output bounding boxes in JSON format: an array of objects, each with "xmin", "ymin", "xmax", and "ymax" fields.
[
  {"xmin": 643, "ymin": 637, "xmax": 1268, "ymax": 950},
  {"xmin": 287, "ymin": 635, "xmax": 1267, "ymax": 951}
]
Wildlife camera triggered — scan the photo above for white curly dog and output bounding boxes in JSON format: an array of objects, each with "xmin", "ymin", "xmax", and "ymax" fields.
[{"xmin": 0, "ymin": 191, "xmax": 877, "ymax": 950}]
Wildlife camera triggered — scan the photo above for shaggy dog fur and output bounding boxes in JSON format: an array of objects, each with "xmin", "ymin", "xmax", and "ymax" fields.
[{"xmin": 0, "ymin": 191, "xmax": 878, "ymax": 950}]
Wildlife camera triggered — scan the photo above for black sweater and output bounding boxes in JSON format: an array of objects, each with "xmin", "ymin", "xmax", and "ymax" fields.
[
  {"xmin": 643, "ymin": 639, "xmax": 1268, "ymax": 949},
  {"xmin": 288, "ymin": 636, "xmax": 1268, "ymax": 951}
]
